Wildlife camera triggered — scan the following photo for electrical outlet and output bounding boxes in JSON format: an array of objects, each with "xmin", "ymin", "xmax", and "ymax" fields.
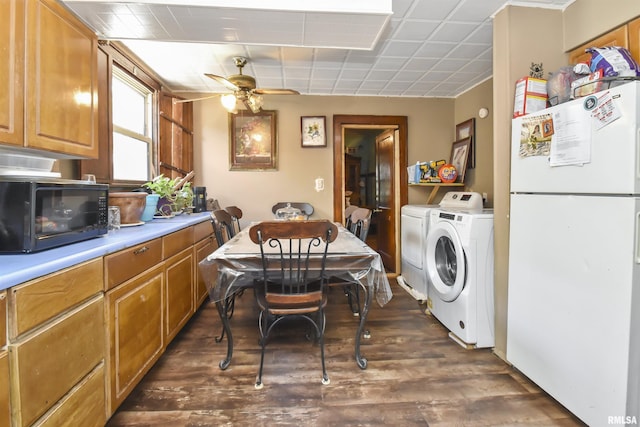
[{"xmin": 315, "ymin": 177, "xmax": 324, "ymax": 192}]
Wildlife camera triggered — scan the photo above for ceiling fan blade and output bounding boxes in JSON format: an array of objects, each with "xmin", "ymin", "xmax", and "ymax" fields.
[
  {"xmin": 205, "ymin": 73, "xmax": 240, "ymax": 91},
  {"xmin": 254, "ymin": 88, "xmax": 300, "ymax": 95}
]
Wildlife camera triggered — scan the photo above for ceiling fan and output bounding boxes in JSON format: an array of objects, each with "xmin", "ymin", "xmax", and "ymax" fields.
[{"xmin": 205, "ymin": 56, "xmax": 299, "ymax": 113}]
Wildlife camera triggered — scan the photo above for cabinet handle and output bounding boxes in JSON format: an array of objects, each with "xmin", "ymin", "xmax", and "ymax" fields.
[{"xmin": 133, "ymin": 246, "xmax": 149, "ymax": 255}]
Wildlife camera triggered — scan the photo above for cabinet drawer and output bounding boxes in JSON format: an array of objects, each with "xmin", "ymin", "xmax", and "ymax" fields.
[
  {"xmin": 105, "ymin": 238, "xmax": 162, "ymax": 290},
  {"xmin": 9, "ymin": 258, "xmax": 102, "ymax": 338},
  {"xmin": 10, "ymin": 295, "xmax": 104, "ymax": 427},
  {"xmin": 163, "ymin": 226, "xmax": 192, "ymax": 259},
  {"xmin": 37, "ymin": 362, "xmax": 105, "ymax": 427},
  {"xmin": 193, "ymin": 219, "xmax": 213, "ymax": 243}
]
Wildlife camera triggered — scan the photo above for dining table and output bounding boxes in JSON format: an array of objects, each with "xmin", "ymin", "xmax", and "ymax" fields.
[{"xmin": 198, "ymin": 222, "xmax": 393, "ymax": 370}]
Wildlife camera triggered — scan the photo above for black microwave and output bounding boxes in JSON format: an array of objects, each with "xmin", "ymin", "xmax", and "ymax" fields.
[{"xmin": 0, "ymin": 178, "xmax": 109, "ymax": 253}]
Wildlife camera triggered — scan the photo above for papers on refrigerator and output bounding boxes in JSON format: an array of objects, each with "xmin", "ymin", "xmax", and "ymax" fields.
[{"xmin": 549, "ymin": 103, "xmax": 591, "ymax": 167}]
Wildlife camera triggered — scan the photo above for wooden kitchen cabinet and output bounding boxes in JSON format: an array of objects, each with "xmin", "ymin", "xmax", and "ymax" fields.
[
  {"xmin": 106, "ymin": 264, "xmax": 164, "ymax": 414},
  {"xmin": 164, "ymin": 228, "xmax": 195, "ymax": 343},
  {"xmin": 0, "ymin": 0, "xmax": 98, "ymax": 157},
  {"xmin": 7, "ymin": 259, "xmax": 105, "ymax": 427},
  {"xmin": 9, "ymin": 295, "xmax": 105, "ymax": 427},
  {"xmin": 0, "ymin": 291, "xmax": 9, "ymax": 427},
  {"xmin": 568, "ymin": 24, "xmax": 628, "ymax": 64},
  {"xmin": 194, "ymin": 221, "xmax": 217, "ymax": 309},
  {"xmin": 25, "ymin": 0, "xmax": 99, "ymax": 157},
  {"xmin": 0, "ymin": 0, "xmax": 24, "ymax": 148}
]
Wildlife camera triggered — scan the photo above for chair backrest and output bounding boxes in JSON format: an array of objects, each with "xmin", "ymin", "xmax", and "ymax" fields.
[
  {"xmin": 349, "ymin": 208, "xmax": 372, "ymax": 242},
  {"xmin": 271, "ymin": 202, "xmax": 314, "ymax": 218},
  {"xmin": 344, "ymin": 205, "xmax": 359, "ymax": 229},
  {"xmin": 249, "ymin": 220, "xmax": 338, "ymax": 309},
  {"xmin": 225, "ymin": 206, "xmax": 243, "ymax": 234},
  {"xmin": 211, "ymin": 209, "xmax": 235, "ymax": 246}
]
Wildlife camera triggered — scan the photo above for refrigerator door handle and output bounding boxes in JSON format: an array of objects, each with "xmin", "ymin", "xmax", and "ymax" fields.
[{"xmin": 636, "ymin": 211, "xmax": 640, "ymax": 264}]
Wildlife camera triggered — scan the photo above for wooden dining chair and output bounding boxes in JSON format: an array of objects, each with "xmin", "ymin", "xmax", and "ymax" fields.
[
  {"xmin": 271, "ymin": 202, "xmax": 314, "ymax": 219},
  {"xmin": 249, "ymin": 220, "xmax": 338, "ymax": 389},
  {"xmin": 349, "ymin": 207, "xmax": 372, "ymax": 242},
  {"xmin": 211, "ymin": 209, "xmax": 235, "ymax": 246},
  {"xmin": 225, "ymin": 206, "xmax": 243, "ymax": 235},
  {"xmin": 344, "ymin": 205, "xmax": 359, "ymax": 229}
]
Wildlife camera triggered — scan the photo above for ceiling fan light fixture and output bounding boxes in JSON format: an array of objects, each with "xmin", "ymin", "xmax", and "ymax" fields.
[
  {"xmin": 221, "ymin": 93, "xmax": 237, "ymax": 112},
  {"xmin": 247, "ymin": 94, "xmax": 263, "ymax": 113}
]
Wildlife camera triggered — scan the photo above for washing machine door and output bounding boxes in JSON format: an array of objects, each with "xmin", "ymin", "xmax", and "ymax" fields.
[{"xmin": 426, "ymin": 220, "xmax": 466, "ymax": 302}]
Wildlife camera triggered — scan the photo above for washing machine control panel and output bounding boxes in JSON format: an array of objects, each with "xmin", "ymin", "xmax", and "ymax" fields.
[{"xmin": 439, "ymin": 191, "xmax": 483, "ymax": 210}]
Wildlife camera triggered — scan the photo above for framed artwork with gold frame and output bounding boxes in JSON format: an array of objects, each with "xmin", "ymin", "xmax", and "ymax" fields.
[{"xmin": 229, "ymin": 110, "xmax": 277, "ymax": 170}]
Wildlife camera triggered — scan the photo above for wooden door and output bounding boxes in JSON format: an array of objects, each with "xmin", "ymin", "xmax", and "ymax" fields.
[{"xmin": 375, "ymin": 129, "xmax": 396, "ymax": 272}]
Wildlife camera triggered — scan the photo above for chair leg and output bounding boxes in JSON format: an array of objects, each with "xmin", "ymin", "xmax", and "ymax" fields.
[
  {"xmin": 319, "ymin": 310, "xmax": 330, "ymax": 385},
  {"xmin": 255, "ymin": 311, "xmax": 267, "ymax": 389}
]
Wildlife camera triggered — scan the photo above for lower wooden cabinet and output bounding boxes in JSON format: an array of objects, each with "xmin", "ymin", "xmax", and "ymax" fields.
[
  {"xmin": 9, "ymin": 295, "xmax": 105, "ymax": 427},
  {"xmin": 106, "ymin": 264, "xmax": 164, "ymax": 414},
  {"xmin": 165, "ymin": 247, "xmax": 194, "ymax": 343},
  {"xmin": 0, "ymin": 350, "xmax": 9, "ymax": 427},
  {"xmin": 194, "ymin": 234, "xmax": 216, "ymax": 308}
]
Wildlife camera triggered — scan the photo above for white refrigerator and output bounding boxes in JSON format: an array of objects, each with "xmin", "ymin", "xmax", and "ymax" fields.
[{"xmin": 507, "ymin": 81, "xmax": 640, "ymax": 426}]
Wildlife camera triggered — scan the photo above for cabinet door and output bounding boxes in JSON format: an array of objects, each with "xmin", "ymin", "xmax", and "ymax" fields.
[
  {"xmin": 0, "ymin": 350, "xmax": 9, "ymax": 427},
  {"xmin": 194, "ymin": 234, "xmax": 216, "ymax": 309},
  {"xmin": 25, "ymin": 0, "xmax": 98, "ymax": 158},
  {"xmin": 0, "ymin": 0, "xmax": 24, "ymax": 147},
  {"xmin": 629, "ymin": 17, "xmax": 640, "ymax": 64},
  {"xmin": 10, "ymin": 295, "xmax": 104, "ymax": 427},
  {"xmin": 106, "ymin": 264, "xmax": 164, "ymax": 414},
  {"xmin": 567, "ymin": 25, "xmax": 628, "ymax": 65},
  {"xmin": 165, "ymin": 247, "xmax": 194, "ymax": 343}
]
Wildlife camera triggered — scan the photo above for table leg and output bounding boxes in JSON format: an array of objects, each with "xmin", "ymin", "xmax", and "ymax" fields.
[
  {"xmin": 215, "ymin": 297, "xmax": 233, "ymax": 370},
  {"xmin": 355, "ymin": 282, "xmax": 373, "ymax": 369}
]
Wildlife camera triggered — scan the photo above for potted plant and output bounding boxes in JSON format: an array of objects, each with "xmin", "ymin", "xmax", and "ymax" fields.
[
  {"xmin": 143, "ymin": 174, "xmax": 195, "ymax": 216},
  {"xmin": 173, "ymin": 181, "xmax": 194, "ymax": 214},
  {"xmin": 143, "ymin": 175, "xmax": 179, "ymax": 216}
]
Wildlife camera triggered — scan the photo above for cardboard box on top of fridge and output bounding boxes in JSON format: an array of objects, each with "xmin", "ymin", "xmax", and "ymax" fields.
[{"xmin": 513, "ymin": 76, "xmax": 548, "ymax": 118}]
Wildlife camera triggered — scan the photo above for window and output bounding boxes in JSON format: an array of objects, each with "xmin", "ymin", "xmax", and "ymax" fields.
[{"xmin": 111, "ymin": 67, "xmax": 153, "ymax": 181}]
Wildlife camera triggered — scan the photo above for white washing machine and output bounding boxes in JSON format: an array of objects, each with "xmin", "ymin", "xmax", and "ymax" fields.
[
  {"xmin": 397, "ymin": 204, "xmax": 438, "ymax": 301},
  {"xmin": 397, "ymin": 192, "xmax": 484, "ymax": 302},
  {"xmin": 426, "ymin": 203, "xmax": 494, "ymax": 349}
]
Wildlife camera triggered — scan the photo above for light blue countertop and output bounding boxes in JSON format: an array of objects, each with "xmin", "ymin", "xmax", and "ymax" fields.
[{"xmin": 0, "ymin": 212, "xmax": 212, "ymax": 291}]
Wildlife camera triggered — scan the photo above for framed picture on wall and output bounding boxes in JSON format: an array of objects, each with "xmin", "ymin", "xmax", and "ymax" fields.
[
  {"xmin": 455, "ymin": 118, "xmax": 475, "ymax": 168},
  {"xmin": 301, "ymin": 116, "xmax": 327, "ymax": 147},
  {"xmin": 450, "ymin": 137, "xmax": 471, "ymax": 183},
  {"xmin": 229, "ymin": 110, "xmax": 277, "ymax": 170}
]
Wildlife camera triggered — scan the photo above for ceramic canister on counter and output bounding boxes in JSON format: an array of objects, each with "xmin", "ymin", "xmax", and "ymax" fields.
[{"xmin": 193, "ymin": 186, "xmax": 207, "ymax": 212}]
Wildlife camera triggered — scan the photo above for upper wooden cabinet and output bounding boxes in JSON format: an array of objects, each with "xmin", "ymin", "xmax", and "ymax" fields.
[
  {"xmin": 0, "ymin": 0, "xmax": 25, "ymax": 147},
  {"xmin": 628, "ymin": 17, "xmax": 640, "ymax": 65},
  {"xmin": 159, "ymin": 93, "xmax": 193, "ymax": 179},
  {"xmin": 0, "ymin": 0, "xmax": 99, "ymax": 158},
  {"xmin": 567, "ymin": 23, "xmax": 630, "ymax": 65}
]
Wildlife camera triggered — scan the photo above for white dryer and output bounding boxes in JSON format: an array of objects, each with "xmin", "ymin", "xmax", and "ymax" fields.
[
  {"xmin": 397, "ymin": 204, "xmax": 438, "ymax": 300},
  {"xmin": 426, "ymin": 206, "xmax": 495, "ymax": 348}
]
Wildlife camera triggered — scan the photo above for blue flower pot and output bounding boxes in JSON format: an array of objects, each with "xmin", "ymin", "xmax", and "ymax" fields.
[{"xmin": 141, "ymin": 194, "xmax": 160, "ymax": 222}]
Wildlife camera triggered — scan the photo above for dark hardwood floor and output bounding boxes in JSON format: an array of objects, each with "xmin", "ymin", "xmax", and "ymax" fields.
[{"xmin": 107, "ymin": 280, "xmax": 585, "ymax": 426}]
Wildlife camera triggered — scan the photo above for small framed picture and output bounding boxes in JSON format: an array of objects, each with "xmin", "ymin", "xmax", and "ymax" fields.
[
  {"xmin": 455, "ymin": 118, "xmax": 475, "ymax": 168},
  {"xmin": 450, "ymin": 137, "xmax": 472, "ymax": 183},
  {"xmin": 301, "ymin": 116, "xmax": 327, "ymax": 147}
]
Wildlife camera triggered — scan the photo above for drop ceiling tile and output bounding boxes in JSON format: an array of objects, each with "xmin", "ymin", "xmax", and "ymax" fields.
[
  {"xmin": 430, "ymin": 22, "xmax": 478, "ymax": 42},
  {"xmin": 392, "ymin": 20, "xmax": 440, "ymax": 40},
  {"xmin": 62, "ymin": 0, "xmax": 575, "ymax": 97}
]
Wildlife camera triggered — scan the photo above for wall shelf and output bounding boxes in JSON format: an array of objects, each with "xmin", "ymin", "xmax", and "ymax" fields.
[{"xmin": 409, "ymin": 182, "xmax": 465, "ymax": 204}]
